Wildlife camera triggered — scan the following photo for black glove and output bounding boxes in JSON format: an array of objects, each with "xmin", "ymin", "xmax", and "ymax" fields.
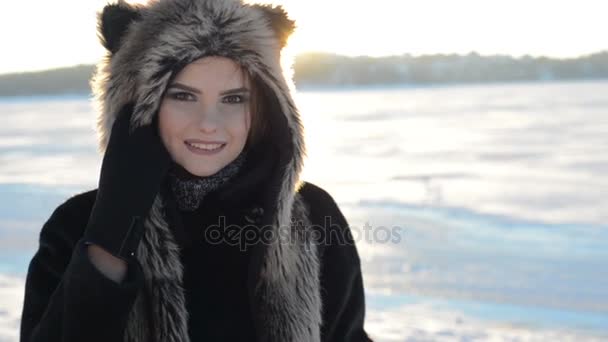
[{"xmin": 83, "ymin": 103, "xmax": 172, "ymax": 262}]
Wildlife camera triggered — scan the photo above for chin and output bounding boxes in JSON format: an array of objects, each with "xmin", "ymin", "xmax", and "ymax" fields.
[
  {"xmin": 175, "ymin": 146, "xmax": 230, "ymax": 177},
  {"xmin": 174, "ymin": 143, "xmax": 243, "ymax": 177}
]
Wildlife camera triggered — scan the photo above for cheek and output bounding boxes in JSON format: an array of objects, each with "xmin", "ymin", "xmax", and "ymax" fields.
[
  {"xmin": 219, "ymin": 107, "xmax": 250, "ymax": 140},
  {"xmin": 158, "ymin": 108, "xmax": 172, "ymax": 148},
  {"xmin": 234, "ymin": 110, "xmax": 251, "ymax": 141},
  {"xmin": 158, "ymin": 104, "xmax": 188, "ymax": 147}
]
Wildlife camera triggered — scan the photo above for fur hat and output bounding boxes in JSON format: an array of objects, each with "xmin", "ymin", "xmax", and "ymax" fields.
[{"xmin": 91, "ymin": 0, "xmax": 305, "ymax": 193}]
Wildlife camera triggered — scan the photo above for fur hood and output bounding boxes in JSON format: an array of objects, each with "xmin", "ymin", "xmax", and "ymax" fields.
[{"xmin": 90, "ymin": 1, "xmax": 320, "ymax": 341}]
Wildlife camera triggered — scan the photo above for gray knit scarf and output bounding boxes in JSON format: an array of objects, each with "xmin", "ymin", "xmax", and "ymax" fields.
[{"xmin": 167, "ymin": 149, "xmax": 248, "ymax": 211}]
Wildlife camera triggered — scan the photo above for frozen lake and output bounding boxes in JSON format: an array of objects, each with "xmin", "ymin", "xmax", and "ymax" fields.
[{"xmin": 1, "ymin": 81, "xmax": 607, "ymax": 341}]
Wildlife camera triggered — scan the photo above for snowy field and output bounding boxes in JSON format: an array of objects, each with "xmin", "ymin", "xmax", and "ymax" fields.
[{"xmin": 1, "ymin": 81, "xmax": 607, "ymax": 341}]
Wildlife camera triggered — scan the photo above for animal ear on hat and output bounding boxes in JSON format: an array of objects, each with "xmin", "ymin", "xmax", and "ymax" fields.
[
  {"xmin": 97, "ymin": 1, "xmax": 142, "ymax": 54},
  {"xmin": 253, "ymin": 4, "xmax": 296, "ymax": 48}
]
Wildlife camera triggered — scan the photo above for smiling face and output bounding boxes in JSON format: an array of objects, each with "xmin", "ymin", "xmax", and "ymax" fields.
[{"xmin": 158, "ymin": 56, "xmax": 252, "ymax": 177}]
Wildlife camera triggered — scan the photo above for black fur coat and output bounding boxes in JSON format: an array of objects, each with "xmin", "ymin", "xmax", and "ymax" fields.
[{"xmin": 19, "ymin": 179, "xmax": 372, "ymax": 342}]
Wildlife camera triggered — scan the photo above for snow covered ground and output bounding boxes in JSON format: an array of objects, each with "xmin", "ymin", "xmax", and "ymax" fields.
[{"xmin": 1, "ymin": 81, "xmax": 607, "ymax": 341}]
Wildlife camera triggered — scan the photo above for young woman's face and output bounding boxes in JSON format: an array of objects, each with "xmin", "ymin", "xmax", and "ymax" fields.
[{"xmin": 158, "ymin": 56, "xmax": 251, "ymax": 177}]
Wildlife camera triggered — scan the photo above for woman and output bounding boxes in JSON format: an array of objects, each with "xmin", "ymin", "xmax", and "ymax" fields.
[{"xmin": 19, "ymin": 0, "xmax": 372, "ymax": 341}]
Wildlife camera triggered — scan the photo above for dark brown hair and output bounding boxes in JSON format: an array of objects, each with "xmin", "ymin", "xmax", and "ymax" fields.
[{"xmin": 245, "ymin": 72, "xmax": 270, "ymax": 149}]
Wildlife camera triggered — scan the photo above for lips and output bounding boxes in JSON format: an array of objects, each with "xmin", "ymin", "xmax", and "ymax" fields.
[
  {"xmin": 187, "ymin": 142, "xmax": 223, "ymax": 150},
  {"xmin": 184, "ymin": 139, "xmax": 226, "ymax": 154},
  {"xmin": 185, "ymin": 139, "xmax": 226, "ymax": 150}
]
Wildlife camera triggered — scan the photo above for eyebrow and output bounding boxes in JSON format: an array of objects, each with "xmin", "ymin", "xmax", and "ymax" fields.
[
  {"xmin": 167, "ymin": 83, "xmax": 249, "ymax": 95},
  {"xmin": 220, "ymin": 87, "xmax": 249, "ymax": 95}
]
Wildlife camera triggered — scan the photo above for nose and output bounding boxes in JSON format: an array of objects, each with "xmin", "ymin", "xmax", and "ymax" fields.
[{"xmin": 197, "ymin": 104, "xmax": 219, "ymax": 134}]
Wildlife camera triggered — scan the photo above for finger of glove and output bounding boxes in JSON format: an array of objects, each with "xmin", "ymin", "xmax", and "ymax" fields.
[{"xmin": 99, "ymin": 108, "xmax": 171, "ymax": 216}]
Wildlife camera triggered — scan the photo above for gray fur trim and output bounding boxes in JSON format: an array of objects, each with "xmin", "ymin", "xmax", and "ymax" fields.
[
  {"xmin": 255, "ymin": 193, "xmax": 322, "ymax": 341},
  {"xmin": 124, "ymin": 195, "xmax": 189, "ymax": 342}
]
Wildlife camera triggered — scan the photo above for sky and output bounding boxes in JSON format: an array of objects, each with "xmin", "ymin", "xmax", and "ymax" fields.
[{"xmin": 1, "ymin": 0, "xmax": 607, "ymax": 74}]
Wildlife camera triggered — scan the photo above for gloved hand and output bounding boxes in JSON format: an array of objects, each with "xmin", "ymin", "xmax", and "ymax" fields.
[{"xmin": 83, "ymin": 103, "xmax": 172, "ymax": 262}]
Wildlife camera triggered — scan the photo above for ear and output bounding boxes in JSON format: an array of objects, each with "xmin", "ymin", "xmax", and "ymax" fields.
[
  {"xmin": 97, "ymin": 1, "xmax": 142, "ymax": 54},
  {"xmin": 253, "ymin": 4, "xmax": 296, "ymax": 48}
]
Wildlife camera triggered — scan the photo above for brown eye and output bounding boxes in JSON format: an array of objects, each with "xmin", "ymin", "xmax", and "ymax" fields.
[
  {"xmin": 168, "ymin": 91, "xmax": 196, "ymax": 101},
  {"xmin": 222, "ymin": 95, "xmax": 247, "ymax": 104}
]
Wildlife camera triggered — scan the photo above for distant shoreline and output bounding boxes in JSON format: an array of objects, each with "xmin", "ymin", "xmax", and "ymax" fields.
[
  {"xmin": 2, "ymin": 79, "xmax": 608, "ymax": 100},
  {"xmin": 1, "ymin": 51, "xmax": 607, "ymax": 97},
  {"xmin": 294, "ymin": 78, "xmax": 608, "ymax": 92}
]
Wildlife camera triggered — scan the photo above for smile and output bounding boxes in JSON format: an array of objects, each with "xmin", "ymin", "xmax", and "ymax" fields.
[{"xmin": 184, "ymin": 141, "xmax": 226, "ymax": 155}]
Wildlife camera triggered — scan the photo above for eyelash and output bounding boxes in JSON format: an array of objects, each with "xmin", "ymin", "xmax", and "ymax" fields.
[
  {"xmin": 222, "ymin": 95, "xmax": 248, "ymax": 104},
  {"xmin": 166, "ymin": 92, "xmax": 248, "ymax": 104},
  {"xmin": 167, "ymin": 91, "xmax": 196, "ymax": 102}
]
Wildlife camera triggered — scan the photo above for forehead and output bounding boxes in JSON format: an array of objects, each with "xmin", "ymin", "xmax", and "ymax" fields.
[{"xmin": 173, "ymin": 56, "xmax": 249, "ymax": 89}]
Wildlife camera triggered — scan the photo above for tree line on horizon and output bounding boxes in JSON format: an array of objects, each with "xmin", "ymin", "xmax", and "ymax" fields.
[{"xmin": 1, "ymin": 51, "xmax": 607, "ymax": 96}]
